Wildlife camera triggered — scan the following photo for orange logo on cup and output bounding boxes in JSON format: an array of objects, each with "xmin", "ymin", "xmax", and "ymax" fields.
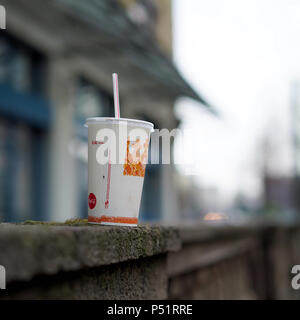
[{"xmin": 123, "ymin": 137, "xmax": 149, "ymax": 177}]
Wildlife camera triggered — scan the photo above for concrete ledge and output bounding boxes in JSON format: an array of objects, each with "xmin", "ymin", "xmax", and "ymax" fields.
[
  {"xmin": 178, "ymin": 222, "xmax": 267, "ymax": 244},
  {"xmin": 2, "ymin": 220, "xmax": 300, "ymax": 299},
  {"xmin": 0, "ymin": 223, "xmax": 181, "ymax": 283},
  {"xmin": 168, "ymin": 221, "xmax": 300, "ymax": 300}
]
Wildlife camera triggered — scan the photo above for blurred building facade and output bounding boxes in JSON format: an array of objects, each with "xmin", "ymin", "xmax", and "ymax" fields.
[
  {"xmin": 261, "ymin": 81, "xmax": 300, "ymax": 217},
  {"xmin": 0, "ymin": 0, "xmax": 209, "ymax": 222}
]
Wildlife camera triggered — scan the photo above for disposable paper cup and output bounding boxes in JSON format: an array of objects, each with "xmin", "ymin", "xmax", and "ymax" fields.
[{"xmin": 86, "ymin": 117, "xmax": 154, "ymax": 226}]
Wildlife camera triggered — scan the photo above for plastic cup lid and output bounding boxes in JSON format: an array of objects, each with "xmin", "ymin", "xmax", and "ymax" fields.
[{"xmin": 85, "ymin": 117, "xmax": 154, "ymax": 131}]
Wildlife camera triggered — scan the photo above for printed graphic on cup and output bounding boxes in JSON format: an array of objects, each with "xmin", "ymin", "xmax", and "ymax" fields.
[
  {"xmin": 88, "ymin": 193, "xmax": 97, "ymax": 210},
  {"xmin": 123, "ymin": 137, "xmax": 149, "ymax": 177}
]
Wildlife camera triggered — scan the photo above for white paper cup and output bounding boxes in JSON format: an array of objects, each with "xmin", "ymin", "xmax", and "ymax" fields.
[{"xmin": 86, "ymin": 117, "xmax": 154, "ymax": 226}]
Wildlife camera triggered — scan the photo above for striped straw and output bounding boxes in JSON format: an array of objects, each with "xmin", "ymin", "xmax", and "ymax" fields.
[{"xmin": 112, "ymin": 73, "xmax": 120, "ymax": 118}]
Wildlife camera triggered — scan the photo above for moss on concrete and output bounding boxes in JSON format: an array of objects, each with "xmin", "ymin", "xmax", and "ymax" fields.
[{"xmin": 23, "ymin": 218, "xmax": 88, "ymax": 226}]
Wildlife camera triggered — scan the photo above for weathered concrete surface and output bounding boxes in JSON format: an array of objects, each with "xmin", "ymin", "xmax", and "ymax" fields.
[
  {"xmin": 3, "ymin": 255, "xmax": 168, "ymax": 300},
  {"xmin": 168, "ymin": 221, "xmax": 300, "ymax": 300},
  {"xmin": 0, "ymin": 223, "xmax": 180, "ymax": 283},
  {"xmin": 2, "ymin": 220, "xmax": 300, "ymax": 299}
]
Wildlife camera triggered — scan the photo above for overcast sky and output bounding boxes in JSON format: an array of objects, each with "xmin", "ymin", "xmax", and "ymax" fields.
[{"xmin": 173, "ymin": 0, "xmax": 300, "ymax": 206}]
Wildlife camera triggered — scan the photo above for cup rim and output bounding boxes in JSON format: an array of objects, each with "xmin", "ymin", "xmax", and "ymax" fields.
[{"xmin": 85, "ymin": 117, "xmax": 154, "ymax": 130}]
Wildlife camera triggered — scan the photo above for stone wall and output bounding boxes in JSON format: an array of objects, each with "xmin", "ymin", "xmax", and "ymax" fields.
[
  {"xmin": 168, "ymin": 222, "xmax": 300, "ymax": 300},
  {"xmin": 0, "ymin": 221, "xmax": 300, "ymax": 299},
  {"xmin": 0, "ymin": 222, "xmax": 180, "ymax": 299}
]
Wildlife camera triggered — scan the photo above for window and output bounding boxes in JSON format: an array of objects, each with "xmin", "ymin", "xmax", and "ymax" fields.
[
  {"xmin": 75, "ymin": 79, "xmax": 114, "ymax": 124},
  {"xmin": 0, "ymin": 34, "xmax": 49, "ymax": 222},
  {"xmin": 0, "ymin": 34, "xmax": 46, "ymax": 95}
]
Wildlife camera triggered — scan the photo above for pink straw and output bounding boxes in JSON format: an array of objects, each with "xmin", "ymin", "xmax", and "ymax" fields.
[{"xmin": 112, "ymin": 73, "xmax": 120, "ymax": 118}]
